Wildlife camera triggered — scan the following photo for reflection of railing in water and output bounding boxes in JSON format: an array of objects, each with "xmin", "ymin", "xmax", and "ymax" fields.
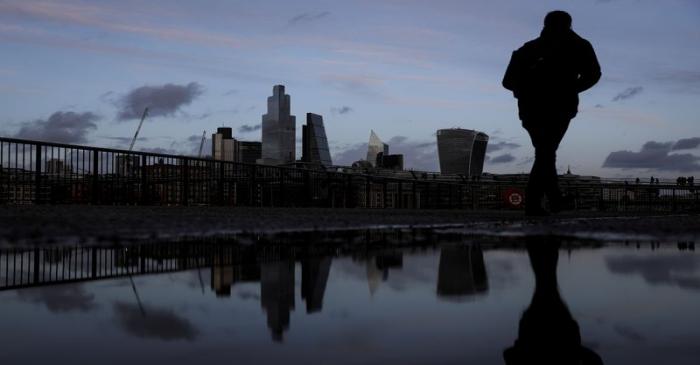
[
  {"xmin": 0, "ymin": 244, "xmax": 215, "ymax": 291},
  {"xmin": 0, "ymin": 229, "xmax": 437, "ymax": 292}
]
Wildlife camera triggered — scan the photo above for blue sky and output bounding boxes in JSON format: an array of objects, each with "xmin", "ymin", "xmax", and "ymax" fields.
[{"xmin": 1, "ymin": 0, "xmax": 699, "ymax": 177}]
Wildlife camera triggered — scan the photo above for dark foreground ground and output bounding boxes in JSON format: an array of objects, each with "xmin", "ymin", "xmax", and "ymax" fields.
[{"xmin": 2, "ymin": 205, "xmax": 698, "ymax": 245}]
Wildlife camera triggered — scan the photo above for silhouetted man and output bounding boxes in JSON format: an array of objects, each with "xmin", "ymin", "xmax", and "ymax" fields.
[
  {"xmin": 503, "ymin": 11, "xmax": 601, "ymax": 215},
  {"xmin": 503, "ymin": 238, "xmax": 603, "ymax": 364}
]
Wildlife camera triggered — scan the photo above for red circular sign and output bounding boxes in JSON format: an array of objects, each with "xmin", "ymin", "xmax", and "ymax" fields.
[{"xmin": 503, "ymin": 188, "xmax": 524, "ymax": 208}]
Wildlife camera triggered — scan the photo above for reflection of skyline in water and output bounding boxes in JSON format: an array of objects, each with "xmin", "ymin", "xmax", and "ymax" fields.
[
  {"xmin": 437, "ymin": 244, "xmax": 488, "ymax": 300},
  {"xmin": 0, "ymin": 234, "xmax": 698, "ymax": 364}
]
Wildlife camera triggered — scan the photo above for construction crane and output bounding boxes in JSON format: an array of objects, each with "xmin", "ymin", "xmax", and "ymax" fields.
[
  {"xmin": 198, "ymin": 130, "xmax": 206, "ymax": 158},
  {"xmin": 128, "ymin": 107, "xmax": 149, "ymax": 151}
]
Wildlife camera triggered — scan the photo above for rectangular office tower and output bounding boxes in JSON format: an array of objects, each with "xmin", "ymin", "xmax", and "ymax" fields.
[
  {"xmin": 238, "ymin": 141, "xmax": 262, "ymax": 164},
  {"xmin": 259, "ymin": 85, "xmax": 296, "ymax": 165},
  {"xmin": 212, "ymin": 127, "xmax": 236, "ymax": 161},
  {"xmin": 437, "ymin": 128, "xmax": 489, "ymax": 176},
  {"xmin": 366, "ymin": 130, "xmax": 389, "ymax": 167},
  {"xmin": 301, "ymin": 113, "xmax": 332, "ymax": 167}
]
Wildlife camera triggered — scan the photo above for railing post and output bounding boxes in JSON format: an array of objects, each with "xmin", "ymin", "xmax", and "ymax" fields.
[
  {"xmin": 346, "ymin": 174, "xmax": 352, "ymax": 208},
  {"xmin": 412, "ymin": 181, "xmax": 417, "ymax": 209},
  {"xmin": 279, "ymin": 169, "xmax": 285, "ymax": 207},
  {"xmin": 91, "ymin": 248, "xmax": 97, "ymax": 278},
  {"xmin": 33, "ymin": 248, "xmax": 40, "ymax": 284},
  {"xmin": 250, "ymin": 164, "xmax": 257, "ymax": 206},
  {"xmin": 382, "ymin": 180, "xmax": 388, "ymax": 208},
  {"xmin": 397, "ymin": 181, "xmax": 403, "ymax": 209},
  {"xmin": 140, "ymin": 154, "xmax": 147, "ymax": 205},
  {"xmin": 92, "ymin": 149, "xmax": 99, "ymax": 204},
  {"xmin": 365, "ymin": 176, "xmax": 371, "ymax": 208},
  {"xmin": 304, "ymin": 170, "xmax": 311, "ymax": 207},
  {"xmin": 219, "ymin": 161, "xmax": 226, "ymax": 205},
  {"xmin": 34, "ymin": 143, "xmax": 42, "ymax": 204},
  {"xmin": 182, "ymin": 157, "xmax": 189, "ymax": 206}
]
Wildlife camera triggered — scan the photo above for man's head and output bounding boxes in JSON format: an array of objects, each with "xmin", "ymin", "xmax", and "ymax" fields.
[{"xmin": 544, "ymin": 10, "xmax": 572, "ymax": 31}]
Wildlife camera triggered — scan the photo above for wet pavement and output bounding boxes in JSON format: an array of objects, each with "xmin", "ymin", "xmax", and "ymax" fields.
[
  {"xmin": 0, "ymin": 229, "xmax": 698, "ymax": 364},
  {"xmin": 2, "ymin": 206, "xmax": 699, "ymax": 245}
]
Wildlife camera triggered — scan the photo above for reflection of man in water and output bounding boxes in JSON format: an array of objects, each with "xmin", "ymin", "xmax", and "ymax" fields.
[
  {"xmin": 504, "ymin": 239, "xmax": 603, "ymax": 364},
  {"xmin": 503, "ymin": 11, "xmax": 601, "ymax": 216}
]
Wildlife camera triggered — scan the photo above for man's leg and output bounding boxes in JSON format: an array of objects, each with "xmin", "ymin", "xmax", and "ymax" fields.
[
  {"xmin": 524, "ymin": 122, "xmax": 549, "ymax": 214},
  {"xmin": 524, "ymin": 119, "xmax": 571, "ymax": 214},
  {"xmin": 543, "ymin": 119, "xmax": 571, "ymax": 211}
]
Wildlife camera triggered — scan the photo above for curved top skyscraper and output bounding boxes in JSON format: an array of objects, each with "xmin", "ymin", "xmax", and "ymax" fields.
[
  {"xmin": 366, "ymin": 130, "xmax": 389, "ymax": 167},
  {"xmin": 259, "ymin": 85, "xmax": 296, "ymax": 165},
  {"xmin": 437, "ymin": 129, "xmax": 489, "ymax": 176}
]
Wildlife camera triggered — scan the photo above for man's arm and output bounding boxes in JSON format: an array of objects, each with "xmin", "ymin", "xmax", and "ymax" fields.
[
  {"xmin": 576, "ymin": 40, "xmax": 601, "ymax": 93},
  {"xmin": 502, "ymin": 50, "xmax": 521, "ymax": 96}
]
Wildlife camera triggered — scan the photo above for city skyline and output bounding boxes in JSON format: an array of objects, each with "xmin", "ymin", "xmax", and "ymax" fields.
[{"xmin": 0, "ymin": 0, "xmax": 699, "ymax": 177}]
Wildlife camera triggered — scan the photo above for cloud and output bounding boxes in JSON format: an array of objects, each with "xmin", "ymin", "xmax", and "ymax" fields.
[
  {"xmin": 602, "ymin": 140, "xmax": 700, "ymax": 171},
  {"xmin": 103, "ymin": 136, "xmax": 148, "ymax": 144},
  {"xmin": 238, "ymin": 124, "xmax": 261, "ymax": 133},
  {"xmin": 113, "ymin": 302, "xmax": 198, "ymax": 341},
  {"xmin": 116, "ymin": 82, "xmax": 203, "ymax": 121},
  {"xmin": 331, "ymin": 106, "xmax": 353, "ymax": 115},
  {"xmin": 672, "ymin": 137, "xmax": 700, "ymax": 151},
  {"xmin": 606, "ymin": 254, "xmax": 700, "ymax": 291},
  {"xmin": 612, "ymin": 86, "xmax": 644, "ymax": 102},
  {"xmin": 490, "ymin": 153, "xmax": 516, "ymax": 164},
  {"xmin": 289, "ymin": 11, "xmax": 330, "ymax": 25},
  {"xmin": 17, "ymin": 284, "xmax": 97, "ymax": 313},
  {"xmin": 139, "ymin": 147, "xmax": 178, "ymax": 155},
  {"xmin": 14, "ymin": 111, "xmax": 99, "ymax": 143},
  {"xmin": 654, "ymin": 70, "xmax": 700, "ymax": 94},
  {"xmin": 185, "ymin": 134, "xmax": 211, "ymax": 156},
  {"xmin": 487, "ymin": 141, "xmax": 521, "ymax": 153},
  {"xmin": 321, "ymin": 74, "xmax": 384, "ymax": 98}
]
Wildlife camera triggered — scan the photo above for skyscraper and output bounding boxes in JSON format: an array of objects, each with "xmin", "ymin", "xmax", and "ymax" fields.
[
  {"xmin": 259, "ymin": 85, "xmax": 296, "ymax": 165},
  {"xmin": 212, "ymin": 127, "xmax": 262, "ymax": 164},
  {"xmin": 237, "ymin": 141, "xmax": 262, "ymax": 164},
  {"xmin": 366, "ymin": 130, "xmax": 389, "ymax": 167},
  {"xmin": 471, "ymin": 133, "xmax": 489, "ymax": 176},
  {"xmin": 301, "ymin": 113, "xmax": 332, "ymax": 167},
  {"xmin": 212, "ymin": 127, "xmax": 236, "ymax": 161},
  {"xmin": 436, "ymin": 128, "xmax": 489, "ymax": 176}
]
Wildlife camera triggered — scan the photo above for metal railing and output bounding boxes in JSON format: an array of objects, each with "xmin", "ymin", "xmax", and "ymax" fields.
[{"xmin": 0, "ymin": 137, "xmax": 698, "ymax": 211}]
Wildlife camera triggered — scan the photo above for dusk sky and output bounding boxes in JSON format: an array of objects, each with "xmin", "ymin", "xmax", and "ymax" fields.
[{"xmin": 1, "ymin": 0, "xmax": 698, "ymax": 178}]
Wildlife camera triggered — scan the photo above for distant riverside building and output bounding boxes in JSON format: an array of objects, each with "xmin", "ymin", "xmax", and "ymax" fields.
[
  {"xmin": 259, "ymin": 85, "xmax": 296, "ymax": 165},
  {"xmin": 301, "ymin": 113, "xmax": 332, "ymax": 167},
  {"xmin": 366, "ymin": 130, "xmax": 389, "ymax": 167},
  {"xmin": 45, "ymin": 158, "xmax": 72, "ymax": 176},
  {"xmin": 376, "ymin": 152, "xmax": 404, "ymax": 171},
  {"xmin": 212, "ymin": 127, "xmax": 262, "ymax": 164},
  {"xmin": 115, "ymin": 155, "xmax": 140, "ymax": 177},
  {"xmin": 437, "ymin": 128, "xmax": 489, "ymax": 176}
]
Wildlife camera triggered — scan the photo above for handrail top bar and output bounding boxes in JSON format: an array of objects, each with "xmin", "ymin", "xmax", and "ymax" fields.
[{"xmin": 1, "ymin": 136, "xmax": 693, "ymax": 187}]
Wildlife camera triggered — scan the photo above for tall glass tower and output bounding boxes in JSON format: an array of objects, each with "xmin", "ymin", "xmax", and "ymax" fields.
[
  {"xmin": 301, "ymin": 113, "xmax": 332, "ymax": 166},
  {"xmin": 366, "ymin": 130, "xmax": 389, "ymax": 167},
  {"xmin": 436, "ymin": 128, "xmax": 489, "ymax": 176},
  {"xmin": 260, "ymin": 85, "xmax": 296, "ymax": 165}
]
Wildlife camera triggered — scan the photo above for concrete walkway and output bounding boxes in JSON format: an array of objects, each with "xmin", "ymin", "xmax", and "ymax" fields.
[{"xmin": 2, "ymin": 205, "xmax": 698, "ymax": 246}]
